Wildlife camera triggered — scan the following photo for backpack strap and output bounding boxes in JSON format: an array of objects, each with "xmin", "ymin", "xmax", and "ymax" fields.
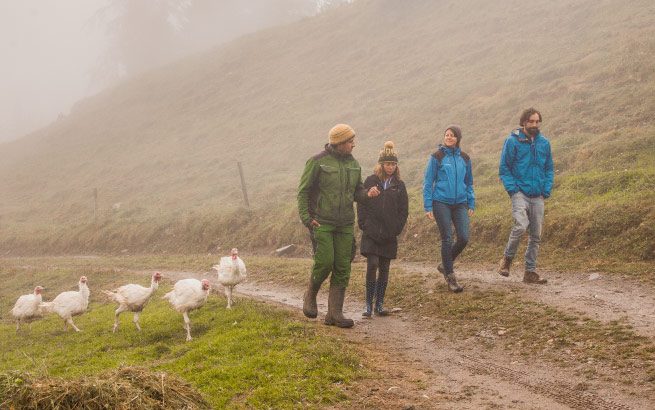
[
  {"xmin": 433, "ymin": 150, "xmax": 470, "ymax": 163},
  {"xmin": 432, "ymin": 150, "xmax": 445, "ymax": 163}
]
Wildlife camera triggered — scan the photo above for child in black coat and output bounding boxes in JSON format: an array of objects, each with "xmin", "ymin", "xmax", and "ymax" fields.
[{"xmin": 357, "ymin": 141, "xmax": 409, "ymax": 317}]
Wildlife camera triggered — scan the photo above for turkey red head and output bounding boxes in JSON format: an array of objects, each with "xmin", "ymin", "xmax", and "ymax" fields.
[
  {"xmin": 34, "ymin": 286, "xmax": 44, "ymax": 295},
  {"xmin": 79, "ymin": 276, "xmax": 88, "ymax": 284},
  {"xmin": 153, "ymin": 272, "xmax": 162, "ymax": 282},
  {"xmin": 231, "ymin": 248, "xmax": 239, "ymax": 260},
  {"xmin": 201, "ymin": 279, "xmax": 211, "ymax": 291}
]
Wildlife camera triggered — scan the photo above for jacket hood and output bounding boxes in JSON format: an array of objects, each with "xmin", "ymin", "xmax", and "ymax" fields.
[
  {"xmin": 325, "ymin": 143, "xmax": 354, "ymax": 160},
  {"xmin": 512, "ymin": 128, "xmax": 544, "ymax": 142},
  {"xmin": 437, "ymin": 144, "xmax": 461, "ymax": 156}
]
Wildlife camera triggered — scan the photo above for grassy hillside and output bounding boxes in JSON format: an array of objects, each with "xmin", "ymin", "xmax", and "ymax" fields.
[{"xmin": 0, "ymin": 0, "xmax": 654, "ymax": 266}]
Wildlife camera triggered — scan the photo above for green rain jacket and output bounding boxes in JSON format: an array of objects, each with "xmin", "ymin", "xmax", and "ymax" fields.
[{"xmin": 298, "ymin": 144, "xmax": 368, "ymax": 227}]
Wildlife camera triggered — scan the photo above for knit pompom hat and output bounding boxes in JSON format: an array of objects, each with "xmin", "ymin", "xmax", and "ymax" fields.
[
  {"xmin": 329, "ymin": 124, "xmax": 356, "ymax": 145},
  {"xmin": 445, "ymin": 125, "xmax": 462, "ymax": 147},
  {"xmin": 378, "ymin": 141, "xmax": 398, "ymax": 163}
]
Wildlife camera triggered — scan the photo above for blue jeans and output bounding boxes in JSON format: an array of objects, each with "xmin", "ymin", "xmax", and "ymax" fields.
[
  {"xmin": 503, "ymin": 192, "xmax": 545, "ymax": 271},
  {"xmin": 433, "ymin": 201, "xmax": 470, "ymax": 274}
]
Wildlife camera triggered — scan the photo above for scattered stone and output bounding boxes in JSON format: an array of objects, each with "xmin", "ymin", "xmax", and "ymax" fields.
[
  {"xmin": 476, "ymin": 330, "xmax": 496, "ymax": 339},
  {"xmin": 497, "ymin": 330, "xmax": 507, "ymax": 336},
  {"xmin": 391, "ymin": 307, "xmax": 403, "ymax": 313},
  {"xmin": 588, "ymin": 272, "xmax": 601, "ymax": 280},
  {"xmin": 388, "ymin": 386, "xmax": 400, "ymax": 392},
  {"xmin": 274, "ymin": 244, "xmax": 296, "ymax": 256}
]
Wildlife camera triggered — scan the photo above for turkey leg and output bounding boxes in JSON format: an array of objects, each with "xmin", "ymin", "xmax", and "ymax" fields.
[
  {"xmin": 113, "ymin": 305, "xmax": 127, "ymax": 332},
  {"xmin": 133, "ymin": 312, "xmax": 141, "ymax": 331},
  {"xmin": 183, "ymin": 312, "xmax": 192, "ymax": 341}
]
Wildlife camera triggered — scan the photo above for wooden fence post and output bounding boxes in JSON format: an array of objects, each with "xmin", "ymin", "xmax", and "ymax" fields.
[
  {"xmin": 93, "ymin": 188, "xmax": 98, "ymax": 224},
  {"xmin": 237, "ymin": 162, "xmax": 250, "ymax": 208}
]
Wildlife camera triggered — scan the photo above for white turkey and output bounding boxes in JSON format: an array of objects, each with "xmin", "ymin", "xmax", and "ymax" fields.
[
  {"xmin": 40, "ymin": 276, "xmax": 90, "ymax": 332},
  {"xmin": 163, "ymin": 278, "xmax": 211, "ymax": 341},
  {"xmin": 213, "ymin": 248, "xmax": 247, "ymax": 309},
  {"xmin": 102, "ymin": 271, "xmax": 162, "ymax": 332},
  {"xmin": 10, "ymin": 286, "xmax": 45, "ymax": 331}
]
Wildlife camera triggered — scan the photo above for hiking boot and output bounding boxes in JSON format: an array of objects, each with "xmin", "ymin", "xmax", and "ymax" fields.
[
  {"xmin": 302, "ymin": 280, "xmax": 321, "ymax": 318},
  {"xmin": 498, "ymin": 256, "xmax": 512, "ymax": 277},
  {"xmin": 324, "ymin": 285, "xmax": 354, "ymax": 328},
  {"xmin": 523, "ymin": 270, "xmax": 547, "ymax": 284},
  {"xmin": 374, "ymin": 308, "xmax": 390, "ymax": 316},
  {"xmin": 445, "ymin": 273, "xmax": 463, "ymax": 293}
]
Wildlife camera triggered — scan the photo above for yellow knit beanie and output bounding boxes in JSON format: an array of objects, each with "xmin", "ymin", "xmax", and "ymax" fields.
[
  {"xmin": 328, "ymin": 124, "xmax": 355, "ymax": 145},
  {"xmin": 378, "ymin": 141, "xmax": 398, "ymax": 163}
]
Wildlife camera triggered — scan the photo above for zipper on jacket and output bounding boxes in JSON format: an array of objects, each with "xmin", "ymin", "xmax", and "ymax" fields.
[
  {"xmin": 453, "ymin": 150, "xmax": 458, "ymax": 205},
  {"xmin": 380, "ymin": 177, "xmax": 387, "ymax": 238}
]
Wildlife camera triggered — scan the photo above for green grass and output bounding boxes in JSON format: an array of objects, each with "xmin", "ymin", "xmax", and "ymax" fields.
[
  {"xmin": 0, "ymin": 263, "xmax": 361, "ymax": 408},
  {"xmin": 3, "ymin": 255, "xmax": 655, "ymax": 397}
]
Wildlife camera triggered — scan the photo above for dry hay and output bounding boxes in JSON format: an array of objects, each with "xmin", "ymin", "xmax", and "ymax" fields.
[{"xmin": 0, "ymin": 366, "xmax": 210, "ymax": 409}]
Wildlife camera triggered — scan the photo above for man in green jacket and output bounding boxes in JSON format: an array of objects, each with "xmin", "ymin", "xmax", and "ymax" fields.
[{"xmin": 298, "ymin": 124, "xmax": 379, "ymax": 328}]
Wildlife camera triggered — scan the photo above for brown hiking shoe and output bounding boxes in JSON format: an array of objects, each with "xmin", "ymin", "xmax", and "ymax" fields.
[
  {"xmin": 498, "ymin": 256, "xmax": 512, "ymax": 277},
  {"xmin": 523, "ymin": 270, "xmax": 547, "ymax": 284}
]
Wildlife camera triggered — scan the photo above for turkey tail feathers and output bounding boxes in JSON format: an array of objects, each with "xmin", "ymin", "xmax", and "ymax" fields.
[
  {"xmin": 39, "ymin": 302, "xmax": 54, "ymax": 314},
  {"xmin": 101, "ymin": 290, "xmax": 117, "ymax": 300}
]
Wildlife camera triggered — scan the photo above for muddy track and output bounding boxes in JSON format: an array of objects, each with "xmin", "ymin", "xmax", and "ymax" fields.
[
  {"xmin": 396, "ymin": 261, "xmax": 655, "ymax": 338},
  {"xmin": 156, "ymin": 268, "xmax": 652, "ymax": 409}
]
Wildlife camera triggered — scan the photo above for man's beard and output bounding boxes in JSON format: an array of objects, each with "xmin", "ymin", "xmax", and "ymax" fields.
[{"xmin": 525, "ymin": 127, "xmax": 539, "ymax": 137}]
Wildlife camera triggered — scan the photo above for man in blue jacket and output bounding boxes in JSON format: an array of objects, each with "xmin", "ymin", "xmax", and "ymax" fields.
[{"xmin": 498, "ymin": 108, "xmax": 554, "ymax": 284}]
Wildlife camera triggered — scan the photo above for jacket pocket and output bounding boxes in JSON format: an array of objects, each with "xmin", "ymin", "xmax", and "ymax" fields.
[
  {"xmin": 346, "ymin": 166, "xmax": 361, "ymax": 191},
  {"xmin": 319, "ymin": 164, "xmax": 339, "ymax": 189}
]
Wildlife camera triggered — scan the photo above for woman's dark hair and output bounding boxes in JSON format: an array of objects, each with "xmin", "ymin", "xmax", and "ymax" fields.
[{"xmin": 519, "ymin": 108, "xmax": 542, "ymax": 127}]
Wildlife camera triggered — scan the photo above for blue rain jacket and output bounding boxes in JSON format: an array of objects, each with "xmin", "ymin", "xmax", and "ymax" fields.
[
  {"xmin": 499, "ymin": 128, "xmax": 554, "ymax": 198},
  {"xmin": 422, "ymin": 145, "xmax": 475, "ymax": 212}
]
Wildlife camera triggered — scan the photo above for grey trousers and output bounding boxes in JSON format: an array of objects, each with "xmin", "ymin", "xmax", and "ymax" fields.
[{"xmin": 503, "ymin": 192, "xmax": 545, "ymax": 271}]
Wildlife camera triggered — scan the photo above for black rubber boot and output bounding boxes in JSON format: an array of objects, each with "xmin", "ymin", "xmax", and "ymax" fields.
[
  {"xmin": 302, "ymin": 280, "xmax": 321, "ymax": 318},
  {"xmin": 325, "ymin": 285, "xmax": 354, "ymax": 328},
  {"xmin": 374, "ymin": 278, "xmax": 389, "ymax": 316},
  {"xmin": 363, "ymin": 280, "xmax": 375, "ymax": 318}
]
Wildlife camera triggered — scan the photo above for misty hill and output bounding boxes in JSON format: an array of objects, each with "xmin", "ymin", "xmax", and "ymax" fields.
[{"xmin": 1, "ymin": 0, "xmax": 654, "ymax": 262}]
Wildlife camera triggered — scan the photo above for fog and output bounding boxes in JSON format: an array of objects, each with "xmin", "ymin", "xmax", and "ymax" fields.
[
  {"xmin": 0, "ymin": 0, "xmax": 104, "ymax": 143},
  {"xmin": 0, "ymin": 0, "xmax": 348, "ymax": 143}
]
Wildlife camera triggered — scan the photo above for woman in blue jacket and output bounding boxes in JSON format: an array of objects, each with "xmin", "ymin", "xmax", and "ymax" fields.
[{"xmin": 422, "ymin": 125, "xmax": 475, "ymax": 292}]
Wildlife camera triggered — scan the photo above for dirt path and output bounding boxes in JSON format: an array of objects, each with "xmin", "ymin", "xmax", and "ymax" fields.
[
  {"xmin": 397, "ymin": 261, "xmax": 655, "ymax": 338},
  {"xmin": 156, "ymin": 266, "xmax": 653, "ymax": 409}
]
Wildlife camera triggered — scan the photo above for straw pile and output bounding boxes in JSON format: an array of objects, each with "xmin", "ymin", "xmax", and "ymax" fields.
[{"xmin": 0, "ymin": 366, "xmax": 210, "ymax": 409}]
